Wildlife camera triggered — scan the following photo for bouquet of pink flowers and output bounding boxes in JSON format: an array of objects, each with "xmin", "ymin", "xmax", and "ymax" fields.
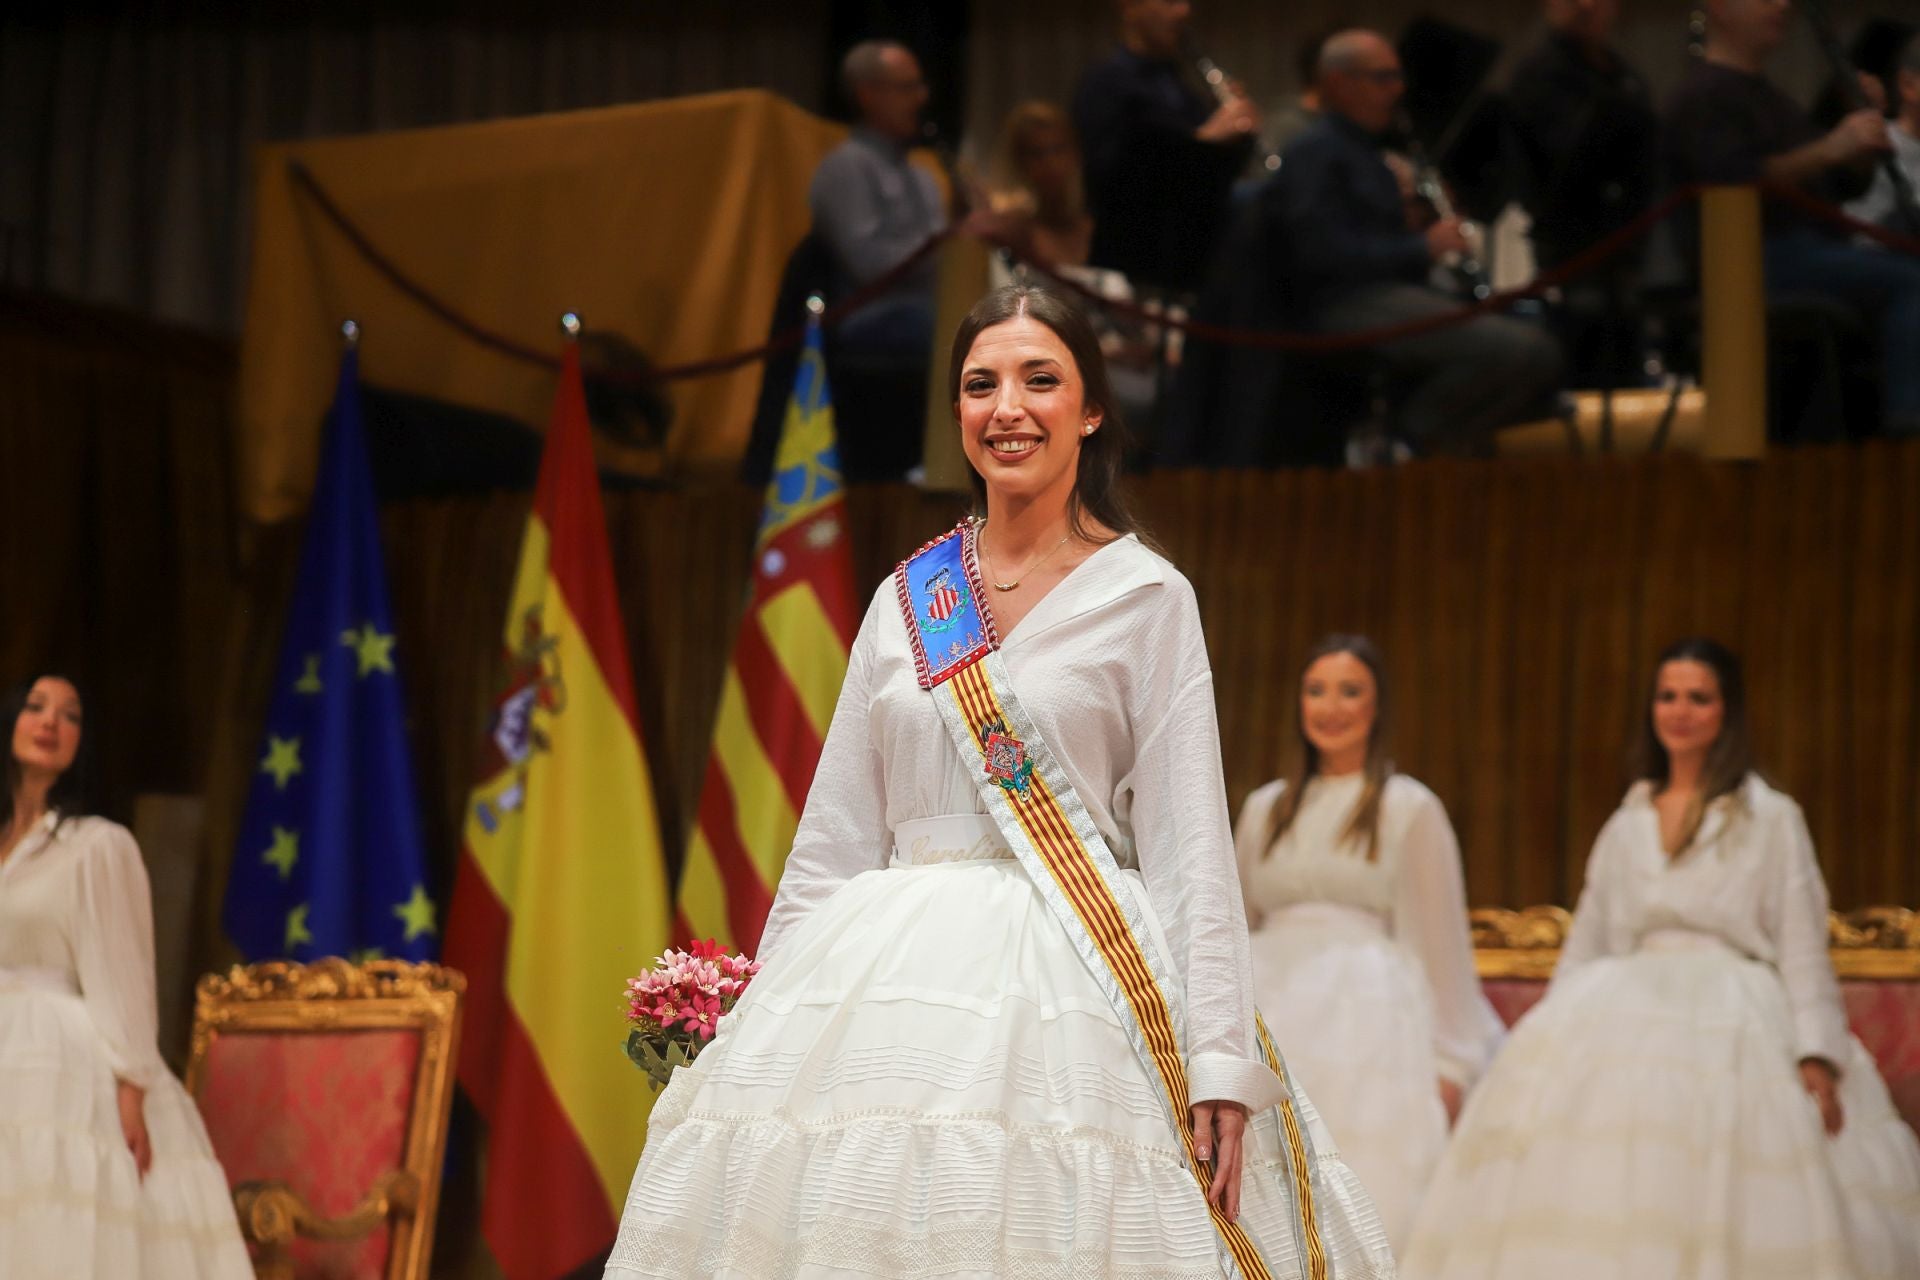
[{"xmin": 623, "ymin": 939, "xmax": 762, "ymax": 1090}]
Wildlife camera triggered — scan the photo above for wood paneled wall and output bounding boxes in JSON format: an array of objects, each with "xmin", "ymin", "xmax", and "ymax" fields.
[{"xmin": 6, "ymin": 299, "xmax": 1915, "ymax": 990}]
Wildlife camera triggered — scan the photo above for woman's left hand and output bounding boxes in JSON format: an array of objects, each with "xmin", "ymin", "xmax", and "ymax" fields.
[
  {"xmin": 1799, "ymin": 1058, "xmax": 1844, "ymax": 1135},
  {"xmin": 1191, "ymin": 1099, "xmax": 1250, "ymax": 1222},
  {"xmin": 116, "ymin": 1080, "xmax": 152, "ymax": 1179}
]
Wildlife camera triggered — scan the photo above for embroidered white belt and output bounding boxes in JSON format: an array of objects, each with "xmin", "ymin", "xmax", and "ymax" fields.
[
  {"xmin": 1638, "ymin": 927, "xmax": 1741, "ymax": 956},
  {"xmin": 0, "ymin": 966, "xmax": 80, "ymax": 996},
  {"xmin": 1267, "ymin": 901, "xmax": 1391, "ymax": 938},
  {"xmin": 891, "ymin": 814, "xmax": 1016, "ymax": 866}
]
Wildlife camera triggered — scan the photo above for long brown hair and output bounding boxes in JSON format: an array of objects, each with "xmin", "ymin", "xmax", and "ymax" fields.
[
  {"xmin": 947, "ymin": 283, "xmax": 1140, "ymax": 545},
  {"xmin": 1264, "ymin": 635, "xmax": 1393, "ymax": 860},
  {"xmin": 1630, "ymin": 636, "xmax": 1754, "ymax": 853}
]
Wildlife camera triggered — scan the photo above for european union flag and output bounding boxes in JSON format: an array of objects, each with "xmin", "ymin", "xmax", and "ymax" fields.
[{"xmin": 224, "ymin": 343, "xmax": 436, "ymax": 962}]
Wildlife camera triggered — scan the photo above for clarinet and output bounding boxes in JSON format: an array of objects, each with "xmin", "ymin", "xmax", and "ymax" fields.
[
  {"xmin": 1192, "ymin": 49, "xmax": 1282, "ymax": 173},
  {"xmin": 1401, "ymin": 122, "xmax": 1492, "ymax": 300},
  {"xmin": 1800, "ymin": 0, "xmax": 1920, "ymax": 235}
]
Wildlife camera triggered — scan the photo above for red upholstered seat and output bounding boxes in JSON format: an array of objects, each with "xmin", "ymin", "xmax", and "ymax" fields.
[
  {"xmin": 197, "ymin": 1028, "xmax": 421, "ymax": 1278},
  {"xmin": 185, "ymin": 960, "xmax": 463, "ymax": 1280},
  {"xmin": 1843, "ymin": 981, "xmax": 1920, "ymax": 1135}
]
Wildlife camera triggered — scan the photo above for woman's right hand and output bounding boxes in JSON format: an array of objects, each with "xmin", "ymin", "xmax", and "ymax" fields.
[
  {"xmin": 1438, "ymin": 1077, "xmax": 1464, "ymax": 1127},
  {"xmin": 117, "ymin": 1080, "xmax": 152, "ymax": 1178}
]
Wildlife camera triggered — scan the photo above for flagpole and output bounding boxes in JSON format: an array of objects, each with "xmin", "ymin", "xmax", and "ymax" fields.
[
  {"xmin": 560, "ymin": 310, "xmax": 582, "ymax": 340},
  {"xmin": 805, "ymin": 293, "xmax": 825, "ymax": 320},
  {"xmin": 341, "ymin": 318, "xmax": 360, "ymax": 349}
]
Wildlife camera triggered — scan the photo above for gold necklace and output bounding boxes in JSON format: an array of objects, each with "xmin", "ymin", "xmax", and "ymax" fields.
[{"xmin": 979, "ymin": 521, "xmax": 1071, "ymax": 592}]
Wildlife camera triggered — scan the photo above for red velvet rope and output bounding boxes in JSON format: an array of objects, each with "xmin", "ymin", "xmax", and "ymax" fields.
[{"xmin": 287, "ymin": 158, "xmax": 1919, "ymax": 377}]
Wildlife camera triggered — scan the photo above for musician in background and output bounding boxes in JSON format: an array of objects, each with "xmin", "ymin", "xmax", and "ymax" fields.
[
  {"xmin": 1845, "ymin": 32, "xmax": 1920, "ymax": 239},
  {"xmin": 1272, "ymin": 29, "xmax": 1563, "ymax": 454},
  {"xmin": 1072, "ymin": 0, "xmax": 1256, "ymax": 294},
  {"xmin": 1665, "ymin": 0, "xmax": 1920, "ymax": 436},
  {"xmin": 809, "ymin": 39, "xmax": 945, "ymax": 364},
  {"xmin": 1505, "ymin": 0, "xmax": 1657, "ymax": 391},
  {"xmin": 1506, "ymin": 0, "xmax": 1656, "ymax": 273}
]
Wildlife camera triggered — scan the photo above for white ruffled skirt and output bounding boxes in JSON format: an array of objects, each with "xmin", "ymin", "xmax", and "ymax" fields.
[
  {"xmin": 606, "ymin": 837, "xmax": 1395, "ymax": 1278},
  {"xmin": 1400, "ymin": 941, "xmax": 1920, "ymax": 1280},
  {"xmin": 0, "ymin": 977, "xmax": 251, "ymax": 1279},
  {"xmin": 1249, "ymin": 904, "xmax": 1450, "ymax": 1254}
]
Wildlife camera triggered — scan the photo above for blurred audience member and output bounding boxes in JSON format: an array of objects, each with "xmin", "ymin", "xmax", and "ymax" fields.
[
  {"xmin": 987, "ymin": 102, "xmax": 1163, "ymax": 454},
  {"xmin": 1845, "ymin": 32, "xmax": 1920, "ymax": 238},
  {"xmin": 1506, "ymin": 0, "xmax": 1657, "ymax": 273},
  {"xmin": 1665, "ymin": 0, "xmax": 1920, "ymax": 435},
  {"xmin": 809, "ymin": 40, "xmax": 944, "ymax": 365},
  {"xmin": 1275, "ymin": 30, "xmax": 1562, "ymax": 454},
  {"xmin": 1266, "ymin": 29, "xmax": 1336, "ymax": 156},
  {"xmin": 1073, "ymin": 0, "xmax": 1257, "ymax": 294},
  {"xmin": 989, "ymin": 102, "xmax": 1094, "ymax": 266}
]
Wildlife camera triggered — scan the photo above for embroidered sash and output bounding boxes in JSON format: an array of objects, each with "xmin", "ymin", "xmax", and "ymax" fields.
[{"xmin": 894, "ymin": 521, "xmax": 1328, "ymax": 1280}]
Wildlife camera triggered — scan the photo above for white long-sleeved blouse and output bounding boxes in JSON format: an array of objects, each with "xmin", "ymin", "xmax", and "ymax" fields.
[
  {"xmin": 1555, "ymin": 773, "xmax": 1852, "ymax": 1069},
  {"xmin": 1233, "ymin": 773, "xmax": 1505, "ymax": 1087},
  {"xmin": 0, "ymin": 812, "xmax": 168, "ymax": 1089},
  {"xmin": 758, "ymin": 533, "xmax": 1281, "ymax": 1112}
]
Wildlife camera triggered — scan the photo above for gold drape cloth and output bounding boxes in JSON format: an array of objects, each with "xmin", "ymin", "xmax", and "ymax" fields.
[{"xmin": 237, "ymin": 89, "xmax": 845, "ymax": 523}]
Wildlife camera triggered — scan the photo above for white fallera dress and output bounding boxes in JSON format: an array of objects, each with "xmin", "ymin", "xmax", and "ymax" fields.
[
  {"xmin": 606, "ymin": 536, "xmax": 1395, "ymax": 1278},
  {"xmin": 0, "ymin": 813, "xmax": 251, "ymax": 1279},
  {"xmin": 1234, "ymin": 774, "xmax": 1505, "ymax": 1253},
  {"xmin": 1401, "ymin": 775, "xmax": 1920, "ymax": 1280}
]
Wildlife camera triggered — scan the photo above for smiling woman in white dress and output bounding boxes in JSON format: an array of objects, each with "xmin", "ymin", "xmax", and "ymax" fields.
[
  {"xmin": 1234, "ymin": 636, "xmax": 1504, "ymax": 1254},
  {"xmin": 604, "ymin": 285, "xmax": 1396, "ymax": 1279},
  {"xmin": 1401, "ymin": 638, "xmax": 1920, "ymax": 1280},
  {"xmin": 0, "ymin": 675, "xmax": 250, "ymax": 1279}
]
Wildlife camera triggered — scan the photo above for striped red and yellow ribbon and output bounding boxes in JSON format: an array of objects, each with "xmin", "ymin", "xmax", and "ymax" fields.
[{"xmin": 947, "ymin": 659, "xmax": 1319, "ymax": 1280}]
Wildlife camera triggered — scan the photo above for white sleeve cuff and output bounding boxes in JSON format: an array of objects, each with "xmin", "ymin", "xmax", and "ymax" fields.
[
  {"xmin": 1434, "ymin": 1053, "xmax": 1477, "ymax": 1091},
  {"xmin": 1189, "ymin": 1050, "xmax": 1287, "ymax": 1114}
]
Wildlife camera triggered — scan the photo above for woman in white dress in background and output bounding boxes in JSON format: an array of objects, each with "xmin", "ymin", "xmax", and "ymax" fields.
[
  {"xmin": 1234, "ymin": 635, "xmax": 1504, "ymax": 1253},
  {"xmin": 605, "ymin": 285, "xmax": 1395, "ymax": 1278},
  {"xmin": 1402, "ymin": 638, "xmax": 1920, "ymax": 1280},
  {"xmin": 0, "ymin": 674, "xmax": 250, "ymax": 1278}
]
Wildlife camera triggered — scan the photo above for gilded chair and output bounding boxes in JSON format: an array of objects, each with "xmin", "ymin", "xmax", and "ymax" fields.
[
  {"xmin": 1472, "ymin": 906, "xmax": 1920, "ymax": 1136},
  {"xmin": 185, "ymin": 959, "xmax": 465, "ymax": 1280}
]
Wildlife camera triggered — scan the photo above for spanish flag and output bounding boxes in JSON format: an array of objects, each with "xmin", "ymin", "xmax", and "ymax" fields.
[
  {"xmin": 443, "ymin": 337, "xmax": 671, "ymax": 1278},
  {"xmin": 677, "ymin": 318, "xmax": 858, "ymax": 953}
]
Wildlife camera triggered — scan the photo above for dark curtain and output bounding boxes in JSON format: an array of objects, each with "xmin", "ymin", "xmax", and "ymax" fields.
[{"xmin": 0, "ymin": 3, "xmax": 830, "ymax": 333}]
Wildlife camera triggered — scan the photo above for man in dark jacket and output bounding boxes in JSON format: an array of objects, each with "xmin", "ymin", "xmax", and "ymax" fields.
[
  {"xmin": 1665, "ymin": 0, "xmax": 1917, "ymax": 434},
  {"xmin": 1275, "ymin": 29, "xmax": 1562, "ymax": 452},
  {"xmin": 1073, "ymin": 0, "xmax": 1257, "ymax": 294}
]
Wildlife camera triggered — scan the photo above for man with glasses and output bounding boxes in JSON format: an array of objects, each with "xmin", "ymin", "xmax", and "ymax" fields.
[
  {"xmin": 809, "ymin": 40, "xmax": 946, "ymax": 364},
  {"xmin": 1270, "ymin": 29, "xmax": 1563, "ymax": 454}
]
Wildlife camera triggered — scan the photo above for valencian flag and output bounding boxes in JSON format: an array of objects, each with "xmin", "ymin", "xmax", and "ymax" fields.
[
  {"xmin": 224, "ymin": 336, "xmax": 436, "ymax": 963},
  {"xmin": 677, "ymin": 316, "xmax": 858, "ymax": 954},
  {"xmin": 442, "ymin": 329, "xmax": 672, "ymax": 1279}
]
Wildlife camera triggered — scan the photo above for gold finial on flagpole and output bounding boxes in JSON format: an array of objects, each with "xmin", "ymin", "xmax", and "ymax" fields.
[
  {"xmin": 805, "ymin": 294, "xmax": 826, "ymax": 318},
  {"xmin": 341, "ymin": 319, "xmax": 361, "ymax": 349},
  {"xmin": 560, "ymin": 312, "xmax": 583, "ymax": 339}
]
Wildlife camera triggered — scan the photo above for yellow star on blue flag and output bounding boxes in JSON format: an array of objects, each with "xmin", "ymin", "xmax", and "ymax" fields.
[{"xmin": 225, "ymin": 345, "xmax": 435, "ymax": 963}]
